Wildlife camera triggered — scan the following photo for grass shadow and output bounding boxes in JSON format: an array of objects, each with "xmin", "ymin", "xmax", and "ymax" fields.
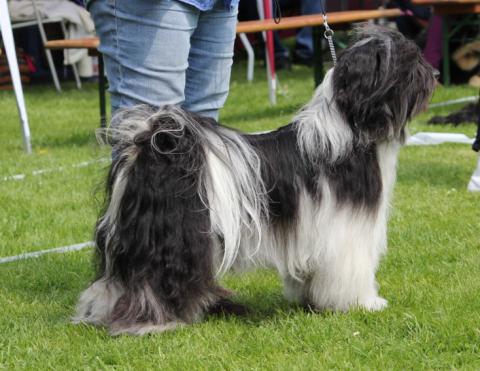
[
  {"xmin": 1, "ymin": 255, "xmax": 315, "ymax": 328},
  {"xmin": 206, "ymin": 288, "xmax": 342, "ymax": 330}
]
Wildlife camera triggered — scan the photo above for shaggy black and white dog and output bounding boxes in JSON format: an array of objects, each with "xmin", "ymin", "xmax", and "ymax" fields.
[{"xmin": 74, "ymin": 25, "xmax": 436, "ymax": 335}]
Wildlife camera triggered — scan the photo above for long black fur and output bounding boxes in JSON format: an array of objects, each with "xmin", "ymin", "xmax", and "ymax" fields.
[
  {"xmin": 96, "ymin": 115, "xmax": 222, "ymax": 327},
  {"xmin": 246, "ymin": 123, "xmax": 382, "ymax": 228},
  {"xmin": 333, "ymin": 27, "xmax": 434, "ymax": 142}
]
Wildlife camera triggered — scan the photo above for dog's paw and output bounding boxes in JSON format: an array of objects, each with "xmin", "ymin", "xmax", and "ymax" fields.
[{"xmin": 359, "ymin": 296, "xmax": 388, "ymax": 312}]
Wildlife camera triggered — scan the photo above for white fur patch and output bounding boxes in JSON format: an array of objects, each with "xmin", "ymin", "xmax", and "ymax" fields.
[
  {"xmin": 294, "ymin": 69, "xmax": 354, "ymax": 164},
  {"xmin": 203, "ymin": 127, "xmax": 268, "ymax": 275},
  {"xmin": 73, "ymin": 278, "xmax": 124, "ymax": 326}
]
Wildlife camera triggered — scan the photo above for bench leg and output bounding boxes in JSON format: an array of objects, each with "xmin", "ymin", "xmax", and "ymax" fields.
[
  {"xmin": 98, "ymin": 54, "xmax": 107, "ymax": 128},
  {"xmin": 238, "ymin": 33, "xmax": 255, "ymax": 82},
  {"xmin": 31, "ymin": 0, "xmax": 62, "ymax": 92},
  {"xmin": 313, "ymin": 26, "xmax": 324, "ymax": 88},
  {"xmin": 474, "ymin": 89, "xmax": 480, "ymax": 152}
]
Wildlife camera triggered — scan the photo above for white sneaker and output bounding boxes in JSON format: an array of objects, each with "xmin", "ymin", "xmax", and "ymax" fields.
[{"xmin": 467, "ymin": 155, "xmax": 480, "ymax": 192}]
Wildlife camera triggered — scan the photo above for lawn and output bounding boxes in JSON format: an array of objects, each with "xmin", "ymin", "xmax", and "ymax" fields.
[{"xmin": 1, "ymin": 61, "xmax": 479, "ymax": 370}]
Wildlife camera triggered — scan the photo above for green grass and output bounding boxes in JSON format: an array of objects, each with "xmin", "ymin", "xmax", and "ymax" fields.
[{"xmin": 1, "ymin": 62, "xmax": 480, "ymax": 369}]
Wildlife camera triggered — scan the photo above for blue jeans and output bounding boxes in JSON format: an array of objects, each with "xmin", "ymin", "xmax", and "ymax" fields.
[{"xmin": 89, "ymin": 0, "xmax": 238, "ymax": 120}]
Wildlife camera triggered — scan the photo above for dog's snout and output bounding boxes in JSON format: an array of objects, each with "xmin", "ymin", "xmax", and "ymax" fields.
[{"xmin": 432, "ymin": 68, "xmax": 440, "ymax": 79}]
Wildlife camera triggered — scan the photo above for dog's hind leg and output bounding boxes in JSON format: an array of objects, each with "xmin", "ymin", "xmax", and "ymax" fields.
[
  {"xmin": 101, "ymin": 148, "xmax": 220, "ymax": 335},
  {"xmin": 74, "ymin": 108, "xmax": 225, "ymax": 335},
  {"xmin": 73, "ymin": 277, "xmax": 185, "ymax": 336}
]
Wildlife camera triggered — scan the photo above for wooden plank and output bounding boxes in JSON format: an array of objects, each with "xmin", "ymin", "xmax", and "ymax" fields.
[
  {"xmin": 236, "ymin": 9, "xmax": 402, "ymax": 33},
  {"xmin": 45, "ymin": 37, "xmax": 99, "ymax": 50},
  {"xmin": 412, "ymin": 0, "xmax": 480, "ymax": 5},
  {"xmin": 433, "ymin": 4, "xmax": 480, "ymax": 14},
  {"xmin": 412, "ymin": 0, "xmax": 480, "ymax": 14},
  {"xmin": 46, "ymin": 8, "xmax": 403, "ymax": 51}
]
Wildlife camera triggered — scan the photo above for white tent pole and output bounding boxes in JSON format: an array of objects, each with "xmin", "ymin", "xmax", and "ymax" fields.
[{"xmin": 0, "ymin": 0, "xmax": 32, "ymax": 154}]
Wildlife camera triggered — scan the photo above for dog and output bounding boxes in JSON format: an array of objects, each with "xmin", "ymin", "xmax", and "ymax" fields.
[{"xmin": 74, "ymin": 25, "xmax": 436, "ymax": 335}]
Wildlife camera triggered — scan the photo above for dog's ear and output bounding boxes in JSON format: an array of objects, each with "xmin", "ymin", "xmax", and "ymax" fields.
[{"xmin": 332, "ymin": 35, "xmax": 396, "ymax": 141}]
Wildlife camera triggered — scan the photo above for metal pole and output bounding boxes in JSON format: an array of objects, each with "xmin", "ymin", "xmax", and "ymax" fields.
[
  {"xmin": 313, "ymin": 26, "xmax": 324, "ymax": 87},
  {"xmin": 98, "ymin": 54, "xmax": 107, "ymax": 128},
  {"xmin": 0, "ymin": 0, "xmax": 32, "ymax": 153},
  {"xmin": 263, "ymin": 0, "xmax": 276, "ymax": 105}
]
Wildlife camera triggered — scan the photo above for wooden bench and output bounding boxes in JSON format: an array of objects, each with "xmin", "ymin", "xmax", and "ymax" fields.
[
  {"xmin": 236, "ymin": 8, "xmax": 402, "ymax": 33},
  {"xmin": 45, "ymin": 8, "xmax": 403, "ymax": 126}
]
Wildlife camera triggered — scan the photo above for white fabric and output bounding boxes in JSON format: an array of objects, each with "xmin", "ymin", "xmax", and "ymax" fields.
[
  {"xmin": 407, "ymin": 132, "xmax": 475, "ymax": 146},
  {"xmin": 9, "ymin": 0, "xmax": 95, "ymax": 74}
]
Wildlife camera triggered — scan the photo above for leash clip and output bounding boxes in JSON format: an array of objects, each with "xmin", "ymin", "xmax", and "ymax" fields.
[{"xmin": 322, "ymin": 14, "xmax": 337, "ymax": 65}]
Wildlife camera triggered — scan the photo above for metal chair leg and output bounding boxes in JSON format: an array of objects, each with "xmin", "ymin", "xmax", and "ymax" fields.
[
  {"xmin": 239, "ymin": 33, "xmax": 255, "ymax": 82},
  {"xmin": 60, "ymin": 21, "xmax": 81, "ymax": 89},
  {"xmin": 31, "ymin": 0, "xmax": 61, "ymax": 92},
  {"xmin": 98, "ymin": 54, "xmax": 107, "ymax": 128},
  {"xmin": 43, "ymin": 48, "xmax": 61, "ymax": 92}
]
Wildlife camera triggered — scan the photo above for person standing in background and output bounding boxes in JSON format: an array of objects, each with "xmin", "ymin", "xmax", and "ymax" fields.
[
  {"xmin": 292, "ymin": 0, "xmax": 322, "ymax": 66},
  {"xmin": 87, "ymin": 0, "xmax": 239, "ymax": 121}
]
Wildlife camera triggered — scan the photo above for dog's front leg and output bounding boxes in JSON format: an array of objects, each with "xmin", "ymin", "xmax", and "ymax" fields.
[{"xmin": 306, "ymin": 215, "xmax": 388, "ymax": 312}]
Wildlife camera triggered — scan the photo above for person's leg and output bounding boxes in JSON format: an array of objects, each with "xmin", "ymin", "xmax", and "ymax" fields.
[
  {"xmin": 183, "ymin": 0, "xmax": 238, "ymax": 120},
  {"xmin": 294, "ymin": 0, "xmax": 321, "ymax": 63},
  {"xmin": 88, "ymin": 0, "xmax": 199, "ymax": 115}
]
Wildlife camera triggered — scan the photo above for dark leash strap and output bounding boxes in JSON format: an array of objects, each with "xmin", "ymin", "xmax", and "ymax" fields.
[
  {"xmin": 273, "ymin": 0, "xmax": 281, "ymax": 24},
  {"xmin": 271, "ymin": 0, "xmax": 336, "ymax": 64}
]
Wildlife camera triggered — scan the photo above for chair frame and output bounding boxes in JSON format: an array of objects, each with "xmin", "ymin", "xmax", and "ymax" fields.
[{"xmin": 10, "ymin": 0, "xmax": 81, "ymax": 91}]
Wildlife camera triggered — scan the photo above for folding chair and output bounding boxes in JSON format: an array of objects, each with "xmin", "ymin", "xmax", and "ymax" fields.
[{"xmin": 10, "ymin": 0, "xmax": 81, "ymax": 91}]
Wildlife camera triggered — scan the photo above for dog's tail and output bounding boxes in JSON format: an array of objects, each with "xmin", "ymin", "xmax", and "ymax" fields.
[{"xmin": 82, "ymin": 105, "xmax": 266, "ymax": 333}]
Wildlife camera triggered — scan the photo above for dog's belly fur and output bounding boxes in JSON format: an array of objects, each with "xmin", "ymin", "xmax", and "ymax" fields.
[{"xmin": 221, "ymin": 132, "xmax": 400, "ymax": 311}]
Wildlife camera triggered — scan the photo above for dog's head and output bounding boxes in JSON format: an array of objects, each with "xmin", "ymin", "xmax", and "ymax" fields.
[{"xmin": 333, "ymin": 24, "xmax": 437, "ymax": 143}]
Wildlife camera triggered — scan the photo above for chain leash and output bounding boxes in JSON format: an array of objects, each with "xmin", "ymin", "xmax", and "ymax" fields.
[{"xmin": 322, "ymin": 14, "xmax": 337, "ymax": 65}]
